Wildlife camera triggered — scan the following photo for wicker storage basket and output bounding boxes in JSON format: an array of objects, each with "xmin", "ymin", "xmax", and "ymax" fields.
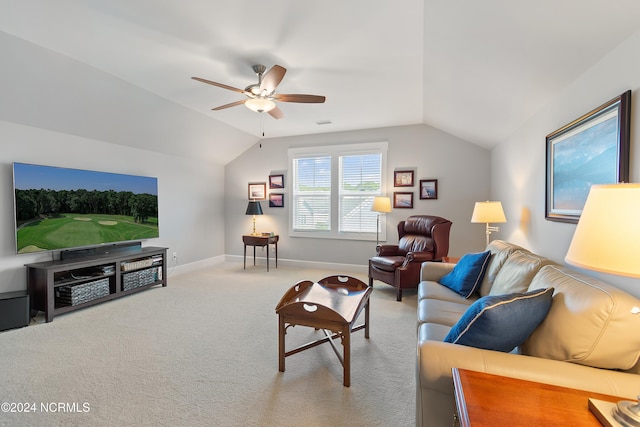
[
  {"xmin": 56, "ymin": 278, "xmax": 110, "ymax": 306},
  {"xmin": 123, "ymin": 268, "xmax": 158, "ymax": 291}
]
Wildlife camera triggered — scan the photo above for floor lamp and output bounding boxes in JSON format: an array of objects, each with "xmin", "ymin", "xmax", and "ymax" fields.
[
  {"xmin": 371, "ymin": 196, "xmax": 392, "ymax": 246},
  {"xmin": 471, "ymin": 201, "xmax": 506, "ymax": 247},
  {"xmin": 565, "ymin": 183, "xmax": 640, "ymax": 426}
]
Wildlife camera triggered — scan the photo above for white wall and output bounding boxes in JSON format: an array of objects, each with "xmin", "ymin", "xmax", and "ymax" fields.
[
  {"xmin": 225, "ymin": 124, "xmax": 491, "ymax": 266},
  {"xmin": 492, "ymin": 29, "xmax": 640, "ymax": 297}
]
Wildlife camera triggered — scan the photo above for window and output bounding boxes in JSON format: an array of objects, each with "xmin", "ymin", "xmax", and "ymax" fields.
[{"xmin": 289, "ymin": 141, "xmax": 388, "ymax": 240}]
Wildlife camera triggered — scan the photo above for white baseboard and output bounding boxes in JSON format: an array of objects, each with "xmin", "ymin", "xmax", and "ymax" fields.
[
  {"xmin": 167, "ymin": 254, "xmax": 368, "ymax": 276},
  {"xmin": 224, "ymin": 254, "xmax": 368, "ymax": 274}
]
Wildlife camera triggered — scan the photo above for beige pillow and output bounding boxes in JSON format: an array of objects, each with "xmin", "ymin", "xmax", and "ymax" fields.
[
  {"xmin": 522, "ymin": 265, "xmax": 640, "ymax": 370},
  {"xmin": 489, "ymin": 250, "xmax": 553, "ymax": 295},
  {"xmin": 478, "ymin": 240, "xmax": 527, "ymax": 296}
]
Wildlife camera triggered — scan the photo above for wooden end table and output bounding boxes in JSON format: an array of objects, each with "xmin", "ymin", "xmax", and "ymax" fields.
[
  {"xmin": 275, "ymin": 275, "xmax": 372, "ymax": 387},
  {"xmin": 452, "ymin": 368, "xmax": 627, "ymax": 426},
  {"xmin": 242, "ymin": 234, "xmax": 278, "ymax": 271}
]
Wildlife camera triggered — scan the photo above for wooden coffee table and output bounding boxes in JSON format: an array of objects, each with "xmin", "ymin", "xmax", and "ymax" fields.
[
  {"xmin": 275, "ymin": 275, "xmax": 372, "ymax": 387},
  {"xmin": 452, "ymin": 368, "xmax": 627, "ymax": 426}
]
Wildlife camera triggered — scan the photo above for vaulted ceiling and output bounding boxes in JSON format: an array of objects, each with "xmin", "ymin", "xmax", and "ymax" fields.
[{"xmin": 3, "ymin": 1, "xmax": 640, "ymax": 162}]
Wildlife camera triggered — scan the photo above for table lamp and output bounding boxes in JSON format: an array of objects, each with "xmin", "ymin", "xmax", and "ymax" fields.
[
  {"xmin": 371, "ymin": 196, "xmax": 392, "ymax": 246},
  {"xmin": 245, "ymin": 200, "xmax": 263, "ymax": 236},
  {"xmin": 565, "ymin": 183, "xmax": 640, "ymax": 426},
  {"xmin": 471, "ymin": 201, "xmax": 506, "ymax": 247}
]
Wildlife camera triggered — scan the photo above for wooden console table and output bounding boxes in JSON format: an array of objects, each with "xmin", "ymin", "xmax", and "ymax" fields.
[
  {"xmin": 452, "ymin": 368, "xmax": 626, "ymax": 426},
  {"xmin": 242, "ymin": 234, "xmax": 278, "ymax": 271},
  {"xmin": 275, "ymin": 275, "xmax": 372, "ymax": 387}
]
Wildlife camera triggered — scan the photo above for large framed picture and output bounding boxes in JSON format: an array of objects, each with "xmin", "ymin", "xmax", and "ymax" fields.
[
  {"xmin": 393, "ymin": 192, "xmax": 414, "ymax": 208},
  {"xmin": 419, "ymin": 179, "xmax": 438, "ymax": 200},
  {"xmin": 394, "ymin": 170, "xmax": 414, "ymax": 187},
  {"xmin": 248, "ymin": 182, "xmax": 266, "ymax": 200},
  {"xmin": 545, "ymin": 91, "xmax": 631, "ymax": 223}
]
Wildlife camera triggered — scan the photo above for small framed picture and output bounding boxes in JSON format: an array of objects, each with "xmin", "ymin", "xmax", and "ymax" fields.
[
  {"xmin": 269, "ymin": 193, "xmax": 284, "ymax": 208},
  {"xmin": 394, "ymin": 170, "xmax": 414, "ymax": 187},
  {"xmin": 393, "ymin": 192, "xmax": 414, "ymax": 208},
  {"xmin": 269, "ymin": 174, "xmax": 284, "ymax": 189},
  {"xmin": 419, "ymin": 179, "xmax": 438, "ymax": 200},
  {"xmin": 248, "ymin": 182, "xmax": 266, "ymax": 200}
]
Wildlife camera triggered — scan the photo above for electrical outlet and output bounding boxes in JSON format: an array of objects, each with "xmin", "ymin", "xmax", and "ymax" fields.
[{"xmin": 172, "ymin": 252, "xmax": 177, "ymax": 260}]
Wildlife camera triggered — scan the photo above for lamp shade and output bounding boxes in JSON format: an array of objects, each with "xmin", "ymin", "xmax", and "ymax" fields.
[
  {"xmin": 471, "ymin": 201, "xmax": 506, "ymax": 223},
  {"xmin": 565, "ymin": 183, "xmax": 640, "ymax": 278},
  {"xmin": 371, "ymin": 196, "xmax": 392, "ymax": 213},
  {"xmin": 245, "ymin": 201, "xmax": 263, "ymax": 215}
]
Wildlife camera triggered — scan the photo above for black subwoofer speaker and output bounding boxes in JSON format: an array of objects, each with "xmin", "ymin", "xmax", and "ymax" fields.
[{"xmin": 0, "ymin": 291, "xmax": 30, "ymax": 331}]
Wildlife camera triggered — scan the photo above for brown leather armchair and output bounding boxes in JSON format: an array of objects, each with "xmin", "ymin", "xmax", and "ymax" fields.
[{"xmin": 368, "ymin": 215, "xmax": 452, "ymax": 301}]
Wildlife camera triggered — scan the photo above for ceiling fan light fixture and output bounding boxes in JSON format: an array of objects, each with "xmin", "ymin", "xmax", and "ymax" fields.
[{"xmin": 245, "ymin": 97, "xmax": 276, "ymax": 113}]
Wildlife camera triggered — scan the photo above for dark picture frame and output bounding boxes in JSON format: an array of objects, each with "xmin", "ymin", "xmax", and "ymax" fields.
[
  {"xmin": 393, "ymin": 192, "xmax": 413, "ymax": 208},
  {"xmin": 248, "ymin": 182, "xmax": 266, "ymax": 200},
  {"xmin": 269, "ymin": 193, "xmax": 284, "ymax": 208},
  {"xmin": 394, "ymin": 170, "xmax": 414, "ymax": 187},
  {"xmin": 419, "ymin": 179, "xmax": 438, "ymax": 200},
  {"xmin": 269, "ymin": 174, "xmax": 284, "ymax": 189},
  {"xmin": 545, "ymin": 90, "xmax": 631, "ymax": 223}
]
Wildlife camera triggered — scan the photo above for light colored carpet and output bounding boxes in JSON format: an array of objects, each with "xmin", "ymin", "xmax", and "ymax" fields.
[{"xmin": 0, "ymin": 263, "xmax": 418, "ymax": 427}]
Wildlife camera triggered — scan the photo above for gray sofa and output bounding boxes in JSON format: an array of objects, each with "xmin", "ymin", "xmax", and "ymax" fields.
[{"xmin": 416, "ymin": 240, "xmax": 640, "ymax": 427}]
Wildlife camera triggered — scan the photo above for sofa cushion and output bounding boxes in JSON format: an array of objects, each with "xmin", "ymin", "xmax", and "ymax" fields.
[
  {"xmin": 418, "ymin": 280, "xmax": 479, "ymax": 304},
  {"xmin": 444, "ymin": 287, "xmax": 554, "ymax": 352},
  {"xmin": 489, "ymin": 250, "xmax": 554, "ymax": 296},
  {"xmin": 438, "ymin": 251, "xmax": 491, "ymax": 298},
  {"xmin": 418, "ymin": 299, "xmax": 472, "ymax": 327},
  {"xmin": 522, "ymin": 265, "xmax": 640, "ymax": 370},
  {"xmin": 478, "ymin": 240, "xmax": 528, "ymax": 296}
]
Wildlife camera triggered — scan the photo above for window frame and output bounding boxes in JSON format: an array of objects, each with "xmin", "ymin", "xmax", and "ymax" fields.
[{"xmin": 288, "ymin": 141, "xmax": 388, "ymax": 241}]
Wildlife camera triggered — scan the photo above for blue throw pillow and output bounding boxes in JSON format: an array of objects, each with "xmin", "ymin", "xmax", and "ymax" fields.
[
  {"xmin": 438, "ymin": 251, "xmax": 491, "ymax": 298},
  {"xmin": 444, "ymin": 287, "xmax": 554, "ymax": 352}
]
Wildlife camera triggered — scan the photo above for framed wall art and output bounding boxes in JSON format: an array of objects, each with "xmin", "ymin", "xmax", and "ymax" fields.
[
  {"xmin": 393, "ymin": 192, "xmax": 414, "ymax": 208},
  {"xmin": 269, "ymin": 193, "xmax": 284, "ymax": 208},
  {"xmin": 248, "ymin": 182, "xmax": 266, "ymax": 200},
  {"xmin": 419, "ymin": 179, "xmax": 438, "ymax": 199},
  {"xmin": 545, "ymin": 90, "xmax": 631, "ymax": 223},
  {"xmin": 269, "ymin": 174, "xmax": 284, "ymax": 189},
  {"xmin": 394, "ymin": 170, "xmax": 414, "ymax": 187}
]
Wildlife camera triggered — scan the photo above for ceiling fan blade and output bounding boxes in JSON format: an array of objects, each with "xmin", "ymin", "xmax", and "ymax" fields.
[
  {"xmin": 268, "ymin": 105, "xmax": 284, "ymax": 120},
  {"xmin": 274, "ymin": 94, "xmax": 326, "ymax": 103},
  {"xmin": 212, "ymin": 100, "xmax": 246, "ymax": 111},
  {"xmin": 260, "ymin": 65, "xmax": 286, "ymax": 94},
  {"xmin": 192, "ymin": 77, "xmax": 247, "ymax": 94}
]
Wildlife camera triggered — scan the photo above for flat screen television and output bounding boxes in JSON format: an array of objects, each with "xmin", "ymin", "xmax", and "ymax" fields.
[{"xmin": 13, "ymin": 162, "xmax": 159, "ymax": 254}]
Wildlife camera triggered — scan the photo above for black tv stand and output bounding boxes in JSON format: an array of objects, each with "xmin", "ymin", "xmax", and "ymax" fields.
[{"xmin": 26, "ymin": 246, "xmax": 167, "ymax": 322}]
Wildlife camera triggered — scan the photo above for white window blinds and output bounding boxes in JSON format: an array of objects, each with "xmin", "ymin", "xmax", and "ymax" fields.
[
  {"xmin": 339, "ymin": 153, "xmax": 382, "ymax": 233},
  {"xmin": 292, "ymin": 155, "xmax": 331, "ymax": 231}
]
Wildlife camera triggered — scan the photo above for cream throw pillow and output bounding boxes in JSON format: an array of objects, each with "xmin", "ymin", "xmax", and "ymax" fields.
[
  {"xmin": 489, "ymin": 250, "xmax": 553, "ymax": 296},
  {"xmin": 522, "ymin": 265, "xmax": 640, "ymax": 370},
  {"xmin": 478, "ymin": 240, "xmax": 526, "ymax": 296}
]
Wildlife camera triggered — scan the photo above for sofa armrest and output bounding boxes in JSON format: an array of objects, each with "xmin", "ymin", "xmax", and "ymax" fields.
[
  {"xmin": 418, "ymin": 340, "xmax": 639, "ymax": 403},
  {"xmin": 420, "ymin": 262, "xmax": 455, "ymax": 282}
]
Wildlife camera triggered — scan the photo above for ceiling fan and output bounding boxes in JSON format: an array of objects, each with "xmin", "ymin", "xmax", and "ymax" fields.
[{"xmin": 192, "ymin": 64, "xmax": 326, "ymax": 119}]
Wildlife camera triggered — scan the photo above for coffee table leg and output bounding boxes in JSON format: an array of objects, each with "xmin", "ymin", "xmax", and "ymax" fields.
[
  {"xmin": 343, "ymin": 327, "xmax": 351, "ymax": 387},
  {"xmin": 365, "ymin": 299, "xmax": 370, "ymax": 339},
  {"xmin": 278, "ymin": 315, "xmax": 286, "ymax": 372}
]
